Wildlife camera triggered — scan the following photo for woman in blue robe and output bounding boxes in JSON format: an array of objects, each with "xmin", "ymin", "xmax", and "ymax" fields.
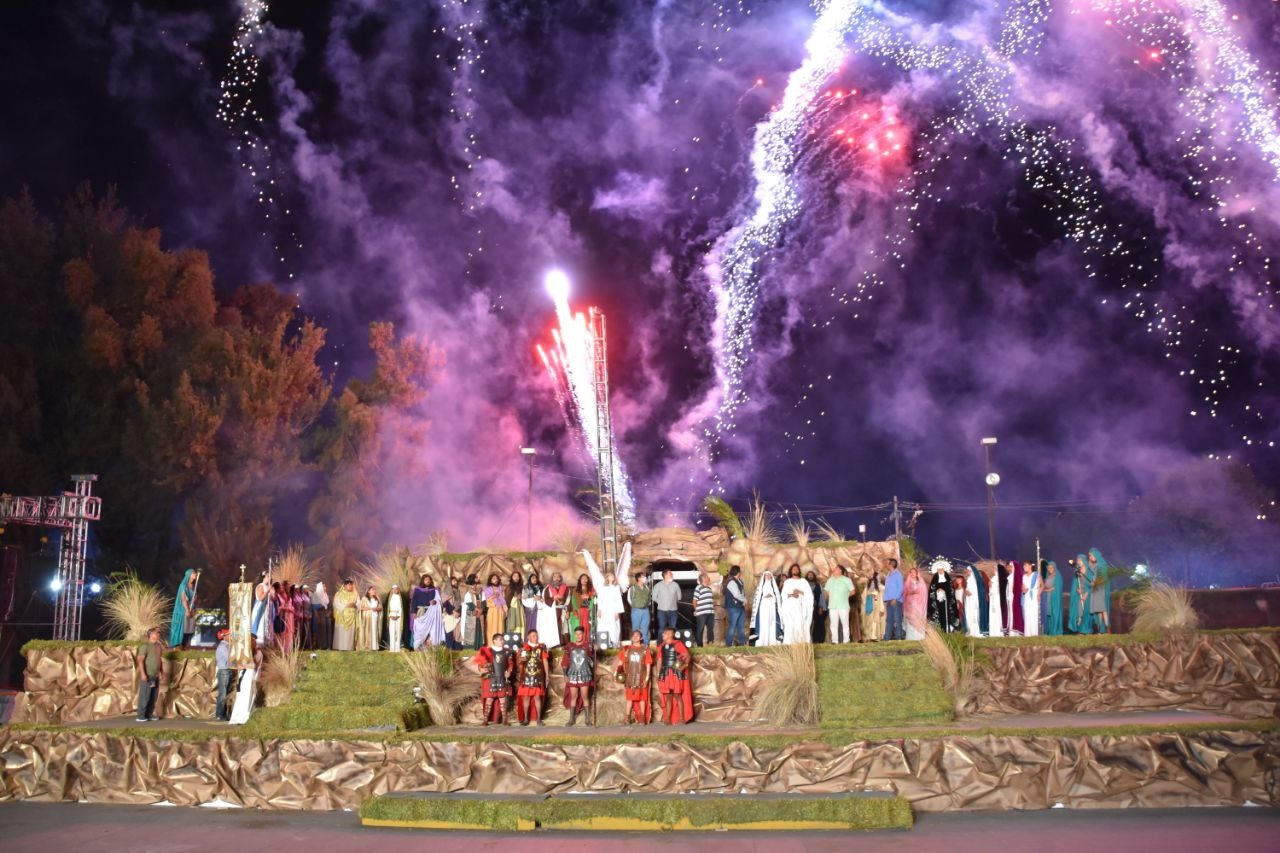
[
  {"xmin": 1040, "ymin": 561, "xmax": 1064, "ymax": 635},
  {"xmin": 169, "ymin": 568, "xmax": 199, "ymax": 649}
]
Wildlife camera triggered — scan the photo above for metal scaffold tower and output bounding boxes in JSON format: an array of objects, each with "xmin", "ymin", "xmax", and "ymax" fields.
[
  {"xmin": 589, "ymin": 308, "xmax": 620, "ymax": 577},
  {"xmin": 0, "ymin": 474, "xmax": 101, "ymax": 640}
]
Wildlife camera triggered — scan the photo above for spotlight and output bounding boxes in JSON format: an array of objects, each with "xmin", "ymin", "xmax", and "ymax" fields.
[
  {"xmin": 49, "ymin": 577, "xmax": 63, "ymax": 593},
  {"xmin": 1134, "ymin": 564, "xmax": 1148, "ymax": 577},
  {"xmin": 89, "ymin": 581, "xmax": 102, "ymax": 595}
]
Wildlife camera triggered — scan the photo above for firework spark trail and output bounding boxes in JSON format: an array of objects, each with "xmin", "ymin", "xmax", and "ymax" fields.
[
  {"xmin": 215, "ymin": 0, "xmax": 301, "ymax": 280},
  {"xmin": 543, "ymin": 276, "xmax": 637, "ymax": 526},
  {"xmin": 706, "ymin": 0, "xmax": 871, "ymax": 443}
]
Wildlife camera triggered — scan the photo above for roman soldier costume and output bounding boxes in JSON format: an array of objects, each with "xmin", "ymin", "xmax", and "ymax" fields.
[
  {"xmin": 560, "ymin": 638, "xmax": 596, "ymax": 726},
  {"xmin": 474, "ymin": 642, "xmax": 515, "ymax": 725},
  {"xmin": 657, "ymin": 636, "xmax": 694, "ymax": 724},
  {"xmin": 615, "ymin": 640, "xmax": 654, "ymax": 724},
  {"xmin": 516, "ymin": 641, "xmax": 549, "ymax": 725}
]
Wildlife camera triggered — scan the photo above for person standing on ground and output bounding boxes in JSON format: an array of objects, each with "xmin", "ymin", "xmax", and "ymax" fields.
[
  {"xmin": 628, "ymin": 572, "xmax": 653, "ymax": 644},
  {"xmin": 386, "ymin": 584, "xmax": 404, "ymax": 651},
  {"xmin": 751, "ymin": 569, "xmax": 783, "ymax": 646},
  {"xmin": 311, "ymin": 581, "xmax": 331, "ymax": 650},
  {"xmin": 332, "ymin": 578, "xmax": 358, "ymax": 651},
  {"xmin": 473, "ymin": 632, "xmax": 515, "ymax": 726},
  {"xmin": 657, "ymin": 627, "xmax": 694, "ymax": 724},
  {"xmin": 561, "ymin": 626, "xmax": 597, "ymax": 726},
  {"xmin": 213, "ymin": 628, "xmax": 233, "ymax": 721},
  {"xmin": 824, "ymin": 566, "xmax": 854, "ymax": 643},
  {"xmin": 136, "ymin": 626, "xmax": 165, "ymax": 722},
  {"xmin": 862, "ymin": 571, "xmax": 885, "ymax": 642},
  {"xmin": 616, "ymin": 629, "xmax": 654, "ymax": 724},
  {"xmin": 653, "ymin": 569, "xmax": 682, "ymax": 636},
  {"xmin": 723, "ymin": 566, "xmax": 747, "ymax": 646},
  {"xmin": 169, "ymin": 569, "xmax": 200, "ymax": 650},
  {"xmin": 780, "ymin": 564, "xmax": 813, "ymax": 644},
  {"xmin": 807, "ymin": 570, "xmax": 826, "ymax": 644},
  {"xmin": 1040, "ymin": 562, "xmax": 1063, "ymax": 636},
  {"xmin": 516, "ymin": 629, "xmax": 550, "ymax": 726},
  {"xmin": 692, "ymin": 573, "xmax": 715, "ymax": 647},
  {"xmin": 883, "ymin": 559, "xmax": 905, "ymax": 641}
]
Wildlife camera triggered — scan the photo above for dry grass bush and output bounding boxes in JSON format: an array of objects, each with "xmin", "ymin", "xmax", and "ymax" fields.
[
  {"xmin": 260, "ymin": 647, "xmax": 305, "ymax": 707},
  {"xmin": 755, "ymin": 642, "xmax": 819, "ymax": 726},
  {"xmin": 403, "ymin": 648, "xmax": 479, "ymax": 725},
  {"xmin": 743, "ymin": 491, "xmax": 778, "ymax": 546},
  {"xmin": 811, "ymin": 518, "xmax": 845, "ymax": 543},
  {"xmin": 549, "ymin": 524, "xmax": 595, "ymax": 556},
  {"xmin": 787, "ymin": 514, "xmax": 811, "ymax": 548},
  {"xmin": 358, "ymin": 546, "xmax": 425, "ymax": 595},
  {"xmin": 100, "ymin": 569, "xmax": 170, "ymax": 641},
  {"xmin": 275, "ymin": 543, "xmax": 321, "ymax": 588},
  {"xmin": 921, "ymin": 625, "xmax": 977, "ymax": 717},
  {"xmin": 1131, "ymin": 582, "xmax": 1200, "ymax": 634}
]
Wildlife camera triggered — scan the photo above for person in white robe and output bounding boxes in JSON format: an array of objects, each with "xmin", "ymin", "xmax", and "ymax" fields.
[
  {"xmin": 229, "ymin": 637, "xmax": 263, "ymax": 725},
  {"xmin": 386, "ymin": 584, "xmax": 404, "ymax": 651},
  {"xmin": 964, "ymin": 567, "xmax": 983, "ymax": 638},
  {"xmin": 1021, "ymin": 562, "xmax": 1041, "ymax": 637},
  {"xmin": 751, "ymin": 570, "xmax": 783, "ymax": 646},
  {"xmin": 779, "ymin": 565, "xmax": 813, "ymax": 644},
  {"xmin": 582, "ymin": 544, "xmax": 632, "ymax": 648}
]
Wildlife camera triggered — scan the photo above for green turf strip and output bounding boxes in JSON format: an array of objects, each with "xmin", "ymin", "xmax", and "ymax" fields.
[
  {"xmin": 817, "ymin": 650, "xmax": 954, "ymax": 727},
  {"xmin": 358, "ymin": 793, "xmax": 914, "ymax": 831}
]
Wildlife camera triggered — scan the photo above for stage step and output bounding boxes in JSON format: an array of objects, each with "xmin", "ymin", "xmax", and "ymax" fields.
[
  {"xmin": 359, "ymin": 791, "xmax": 913, "ymax": 832},
  {"xmin": 246, "ymin": 650, "xmax": 416, "ymax": 732}
]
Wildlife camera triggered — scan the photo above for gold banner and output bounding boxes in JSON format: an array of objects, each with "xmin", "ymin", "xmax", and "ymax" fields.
[{"xmin": 227, "ymin": 583, "xmax": 254, "ymax": 669}]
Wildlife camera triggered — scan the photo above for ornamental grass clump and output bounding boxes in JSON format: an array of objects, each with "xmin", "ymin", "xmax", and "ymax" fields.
[
  {"xmin": 1131, "ymin": 582, "xmax": 1199, "ymax": 635},
  {"xmin": 756, "ymin": 642, "xmax": 819, "ymax": 726},
  {"xmin": 275, "ymin": 543, "xmax": 321, "ymax": 589},
  {"xmin": 403, "ymin": 647, "xmax": 478, "ymax": 725},
  {"xmin": 921, "ymin": 625, "xmax": 977, "ymax": 718},
  {"xmin": 260, "ymin": 646, "xmax": 305, "ymax": 707},
  {"xmin": 100, "ymin": 569, "xmax": 170, "ymax": 641},
  {"xmin": 357, "ymin": 545, "xmax": 425, "ymax": 596}
]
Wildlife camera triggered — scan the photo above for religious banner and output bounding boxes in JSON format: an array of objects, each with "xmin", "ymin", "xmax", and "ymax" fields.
[{"xmin": 227, "ymin": 581, "xmax": 254, "ymax": 668}]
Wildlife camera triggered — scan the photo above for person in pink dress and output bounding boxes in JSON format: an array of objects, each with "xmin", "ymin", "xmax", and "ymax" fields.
[{"xmin": 903, "ymin": 566, "xmax": 928, "ymax": 640}]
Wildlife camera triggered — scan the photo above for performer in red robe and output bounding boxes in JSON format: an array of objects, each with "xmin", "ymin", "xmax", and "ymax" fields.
[
  {"xmin": 656, "ymin": 627, "xmax": 693, "ymax": 725},
  {"xmin": 615, "ymin": 629, "xmax": 653, "ymax": 724},
  {"xmin": 560, "ymin": 626, "xmax": 596, "ymax": 726},
  {"xmin": 473, "ymin": 632, "xmax": 515, "ymax": 725},
  {"xmin": 516, "ymin": 629, "xmax": 550, "ymax": 726}
]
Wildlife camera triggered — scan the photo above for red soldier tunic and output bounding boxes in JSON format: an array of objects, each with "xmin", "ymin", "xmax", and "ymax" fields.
[
  {"xmin": 475, "ymin": 645, "xmax": 515, "ymax": 699},
  {"xmin": 616, "ymin": 642, "xmax": 654, "ymax": 724},
  {"xmin": 657, "ymin": 639, "xmax": 694, "ymax": 724},
  {"xmin": 516, "ymin": 642, "xmax": 549, "ymax": 723}
]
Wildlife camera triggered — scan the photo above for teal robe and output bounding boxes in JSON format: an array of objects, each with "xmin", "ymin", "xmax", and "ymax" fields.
[
  {"xmin": 169, "ymin": 568, "xmax": 198, "ymax": 647},
  {"xmin": 1067, "ymin": 554, "xmax": 1093, "ymax": 634},
  {"xmin": 1041, "ymin": 561, "xmax": 1064, "ymax": 635}
]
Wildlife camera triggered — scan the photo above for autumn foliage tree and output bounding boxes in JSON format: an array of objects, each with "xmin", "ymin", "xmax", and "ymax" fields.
[{"xmin": 0, "ymin": 185, "xmax": 436, "ymax": 601}]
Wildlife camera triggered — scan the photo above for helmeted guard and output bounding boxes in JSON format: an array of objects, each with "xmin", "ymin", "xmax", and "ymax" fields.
[
  {"xmin": 561, "ymin": 626, "xmax": 596, "ymax": 726},
  {"xmin": 516, "ymin": 629, "xmax": 550, "ymax": 725},
  {"xmin": 474, "ymin": 632, "xmax": 516, "ymax": 725},
  {"xmin": 616, "ymin": 629, "xmax": 654, "ymax": 724},
  {"xmin": 657, "ymin": 627, "xmax": 694, "ymax": 724}
]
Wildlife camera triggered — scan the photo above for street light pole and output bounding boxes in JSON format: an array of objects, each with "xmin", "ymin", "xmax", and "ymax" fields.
[
  {"xmin": 981, "ymin": 437, "xmax": 999, "ymax": 561},
  {"xmin": 520, "ymin": 447, "xmax": 537, "ymax": 550}
]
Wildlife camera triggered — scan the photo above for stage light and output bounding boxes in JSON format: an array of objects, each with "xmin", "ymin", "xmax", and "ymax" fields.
[
  {"xmin": 1135, "ymin": 564, "xmax": 1148, "ymax": 576},
  {"xmin": 985, "ymin": 472, "xmax": 1001, "ymax": 487},
  {"xmin": 89, "ymin": 581, "xmax": 102, "ymax": 595},
  {"xmin": 545, "ymin": 269, "xmax": 570, "ymax": 303},
  {"xmin": 49, "ymin": 577, "xmax": 63, "ymax": 592}
]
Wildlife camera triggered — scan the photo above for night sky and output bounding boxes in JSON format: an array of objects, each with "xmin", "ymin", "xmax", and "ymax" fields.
[{"xmin": 2, "ymin": 0, "xmax": 1278, "ymax": 568}]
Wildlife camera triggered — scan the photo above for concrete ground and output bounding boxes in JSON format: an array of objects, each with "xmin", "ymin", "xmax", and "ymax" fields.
[{"xmin": 0, "ymin": 801, "xmax": 1276, "ymax": 852}]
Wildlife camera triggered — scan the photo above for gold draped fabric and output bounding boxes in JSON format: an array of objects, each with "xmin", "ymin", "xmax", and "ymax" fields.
[
  {"xmin": 227, "ymin": 583, "xmax": 254, "ymax": 669},
  {"xmin": 1, "ymin": 728, "xmax": 1275, "ymax": 811}
]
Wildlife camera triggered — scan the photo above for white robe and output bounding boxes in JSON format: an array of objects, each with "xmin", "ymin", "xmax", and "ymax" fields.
[
  {"xmin": 987, "ymin": 573, "xmax": 1003, "ymax": 637},
  {"xmin": 779, "ymin": 577, "xmax": 813, "ymax": 644},
  {"xmin": 964, "ymin": 569, "xmax": 983, "ymax": 638},
  {"xmin": 752, "ymin": 573, "xmax": 782, "ymax": 646},
  {"xmin": 228, "ymin": 667, "xmax": 256, "ymax": 725},
  {"xmin": 1021, "ymin": 571, "xmax": 1041, "ymax": 637},
  {"xmin": 386, "ymin": 594, "xmax": 404, "ymax": 651},
  {"xmin": 582, "ymin": 546, "xmax": 631, "ymax": 648}
]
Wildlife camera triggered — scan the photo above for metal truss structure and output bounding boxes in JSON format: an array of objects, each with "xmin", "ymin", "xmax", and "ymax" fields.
[
  {"xmin": 0, "ymin": 475, "xmax": 101, "ymax": 639},
  {"xmin": 589, "ymin": 308, "xmax": 620, "ymax": 577}
]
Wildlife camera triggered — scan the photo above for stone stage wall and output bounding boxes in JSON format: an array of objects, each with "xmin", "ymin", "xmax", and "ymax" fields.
[
  {"xmin": 970, "ymin": 632, "xmax": 1280, "ymax": 719},
  {"xmin": 12, "ymin": 631, "xmax": 1280, "ymax": 726},
  {"xmin": 1, "ymin": 727, "xmax": 1276, "ymax": 812}
]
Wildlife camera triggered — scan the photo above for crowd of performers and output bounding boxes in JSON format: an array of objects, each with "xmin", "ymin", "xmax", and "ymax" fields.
[{"xmin": 469, "ymin": 626, "xmax": 693, "ymax": 726}]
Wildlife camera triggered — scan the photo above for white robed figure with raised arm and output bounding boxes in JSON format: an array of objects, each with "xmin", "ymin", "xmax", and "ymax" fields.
[{"xmin": 582, "ymin": 543, "xmax": 631, "ymax": 648}]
